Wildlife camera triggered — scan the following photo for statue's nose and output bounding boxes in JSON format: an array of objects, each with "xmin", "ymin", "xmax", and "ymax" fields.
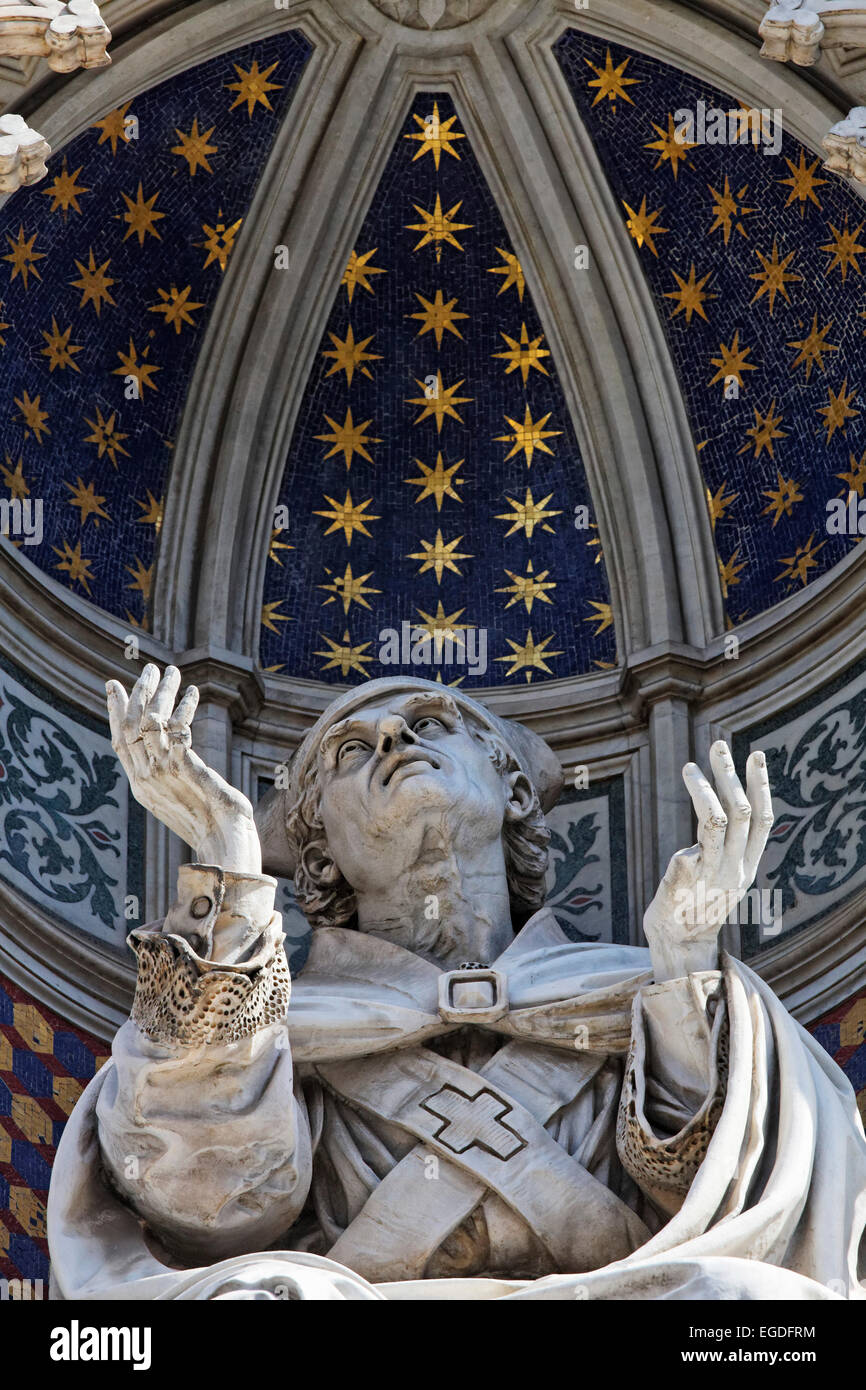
[{"xmin": 376, "ymin": 715, "xmax": 417, "ymax": 757}]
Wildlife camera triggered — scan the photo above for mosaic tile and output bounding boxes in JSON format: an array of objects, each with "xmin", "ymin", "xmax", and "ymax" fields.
[
  {"xmin": 0, "ymin": 973, "xmax": 108, "ymax": 1286},
  {"xmin": 261, "ymin": 93, "xmax": 615, "ymax": 686},
  {"xmin": 0, "ymin": 650, "xmax": 143, "ymax": 949},
  {"xmin": 556, "ymin": 29, "xmax": 866, "ymax": 625},
  {"xmin": 0, "ymin": 30, "xmax": 312, "ymax": 626},
  {"xmin": 733, "ymin": 654, "xmax": 866, "ymax": 955}
]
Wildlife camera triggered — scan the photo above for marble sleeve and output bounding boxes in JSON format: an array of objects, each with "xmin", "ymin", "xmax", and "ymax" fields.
[
  {"xmin": 616, "ymin": 970, "xmax": 728, "ymax": 1218},
  {"xmin": 94, "ymin": 864, "xmax": 312, "ymax": 1266}
]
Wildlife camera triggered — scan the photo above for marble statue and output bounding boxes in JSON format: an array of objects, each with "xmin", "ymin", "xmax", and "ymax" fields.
[{"xmin": 48, "ymin": 667, "xmax": 866, "ymax": 1300}]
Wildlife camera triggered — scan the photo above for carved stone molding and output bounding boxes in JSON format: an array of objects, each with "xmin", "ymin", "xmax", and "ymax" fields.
[
  {"xmin": 822, "ymin": 39, "xmax": 866, "ymax": 81},
  {"xmin": 0, "ymin": 0, "xmax": 110, "ymax": 71},
  {"xmin": 759, "ymin": 1, "xmax": 866, "ymax": 66},
  {"xmin": 368, "ymin": 0, "xmax": 497, "ymax": 28},
  {"xmin": 0, "ymin": 49, "xmax": 39, "ymax": 85},
  {"xmin": 823, "ymin": 103, "xmax": 866, "ymax": 178},
  {"xmin": 0, "ymin": 110, "xmax": 48, "ymax": 189},
  {"xmin": 175, "ymin": 646, "xmax": 264, "ymax": 725},
  {"xmin": 760, "ymin": 1, "xmax": 825, "ymax": 64}
]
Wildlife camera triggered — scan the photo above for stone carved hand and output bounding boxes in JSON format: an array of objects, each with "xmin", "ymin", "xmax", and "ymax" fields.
[
  {"xmin": 107, "ymin": 663, "xmax": 262, "ymax": 874},
  {"xmin": 643, "ymin": 740, "xmax": 774, "ymax": 982}
]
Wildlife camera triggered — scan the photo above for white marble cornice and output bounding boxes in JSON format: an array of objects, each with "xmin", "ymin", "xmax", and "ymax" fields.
[
  {"xmin": 823, "ymin": 102, "xmax": 866, "ymax": 177},
  {"xmin": 759, "ymin": 1, "xmax": 866, "ymax": 65},
  {"xmin": 0, "ymin": 0, "xmax": 110, "ymax": 72},
  {"xmin": 0, "ymin": 109, "xmax": 47, "ymax": 188}
]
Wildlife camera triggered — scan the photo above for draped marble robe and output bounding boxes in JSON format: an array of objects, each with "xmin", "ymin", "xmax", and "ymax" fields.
[{"xmin": 47, "ymin": 864, "xmax": 866, "ymax": 1301}]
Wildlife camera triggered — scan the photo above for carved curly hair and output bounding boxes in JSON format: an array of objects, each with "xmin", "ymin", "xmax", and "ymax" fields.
[{"xmin": 284, "ymin": 725, "xmax": 551, "ymax": 931}]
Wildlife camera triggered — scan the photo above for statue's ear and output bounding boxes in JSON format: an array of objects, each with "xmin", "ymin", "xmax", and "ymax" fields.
[
  {"xmin": 504, "ymin": 770, "xmax": 535, "ymax": 822},
  {"xmin": 300, "ymin": 843, "xmax": 342, "ymax": 887}
]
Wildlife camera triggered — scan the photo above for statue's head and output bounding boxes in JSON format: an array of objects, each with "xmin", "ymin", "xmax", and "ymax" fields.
[{"xmin": 256, "ymin": 677, "xmax": 563, "ymax": 932}]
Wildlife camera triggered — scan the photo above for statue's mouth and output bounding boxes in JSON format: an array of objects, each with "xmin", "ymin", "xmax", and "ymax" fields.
[{"xmin": 381, "ymin": 749, "xmax": 441, "ymax": 787}]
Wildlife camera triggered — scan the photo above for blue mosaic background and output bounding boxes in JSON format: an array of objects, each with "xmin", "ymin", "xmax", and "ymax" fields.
[
  {"xmin": 556, "ymin": 29, "xmax": 866, "ymax": 626},
  {"xmin": 261, "ymin": 92, "xmax": 616, "ymax": 686},
  {"xmin": 0, "ymin": 28, "xmax": 311, "ymax": 627}
]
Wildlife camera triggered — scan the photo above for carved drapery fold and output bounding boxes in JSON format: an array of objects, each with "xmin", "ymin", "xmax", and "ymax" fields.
[{"xmin": 617, "ymin": 985, "xmax": 729, "ymax": 1210}]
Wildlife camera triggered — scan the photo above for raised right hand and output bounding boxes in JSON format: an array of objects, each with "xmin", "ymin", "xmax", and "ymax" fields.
[{"xmin": 107, "ymin": 663, "xmax": 262, "ymax": 874}]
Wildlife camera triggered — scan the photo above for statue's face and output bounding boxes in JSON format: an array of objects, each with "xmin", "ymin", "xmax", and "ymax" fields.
[{"xmin": 316, "ymin": 690, "xmax": 511, "ymax": 892}]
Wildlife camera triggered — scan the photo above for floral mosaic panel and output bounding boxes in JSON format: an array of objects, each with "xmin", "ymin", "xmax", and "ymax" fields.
[
  {"xmin": 733, "ymin": 658, "xmax": 866, "ymax": 956},
  {"xmin": 0, "ymin": 654, "xmax": 142, "ymax": 947}
]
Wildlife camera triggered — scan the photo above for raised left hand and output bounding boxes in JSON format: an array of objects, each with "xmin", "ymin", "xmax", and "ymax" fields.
[{"xmin": 643, "ymin": 740, "xmax": 774, "ymax": 982}]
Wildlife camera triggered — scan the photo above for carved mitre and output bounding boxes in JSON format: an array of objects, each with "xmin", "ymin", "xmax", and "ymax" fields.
[
  {"xmin": 759, "ymin": 0, "xmax": 825, "ymax": 64},
  {"xmin": 824, "ymin": 106, "xmax": 866, "ymax": 181},
  {"xmin": 368, "ymin": 0, "xmax": 497, "ymax": 30},
  {"xmin": 0, "ymin": 0, "xmax": 111, "ymax": 71},
  {"xmin": 255, "ymin": 675, "xmax": 563, "ymax": 878},
  {"xmin": 0, "ymin": 112, "xmax": 50, "ymax": 192}
]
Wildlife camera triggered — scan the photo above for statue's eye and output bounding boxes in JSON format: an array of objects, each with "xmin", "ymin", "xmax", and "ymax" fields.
[
  {"xmin": 337, "ymin": 739, "xmax": 370, "ymax": 764},
  {"xmin": 413, "ymin": 717, "xmax": 444, "ymax": 735}
]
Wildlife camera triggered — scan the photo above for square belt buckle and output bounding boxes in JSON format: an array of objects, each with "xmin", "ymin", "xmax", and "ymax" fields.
[{"xmin": 438, "ymin": 968, "xmax": 509, "ymax": 1025}]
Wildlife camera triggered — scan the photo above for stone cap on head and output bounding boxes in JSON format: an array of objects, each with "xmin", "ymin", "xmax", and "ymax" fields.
[{"xmin": 254, "ymin": 676, "xmax": 564, "ymax": 879}]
